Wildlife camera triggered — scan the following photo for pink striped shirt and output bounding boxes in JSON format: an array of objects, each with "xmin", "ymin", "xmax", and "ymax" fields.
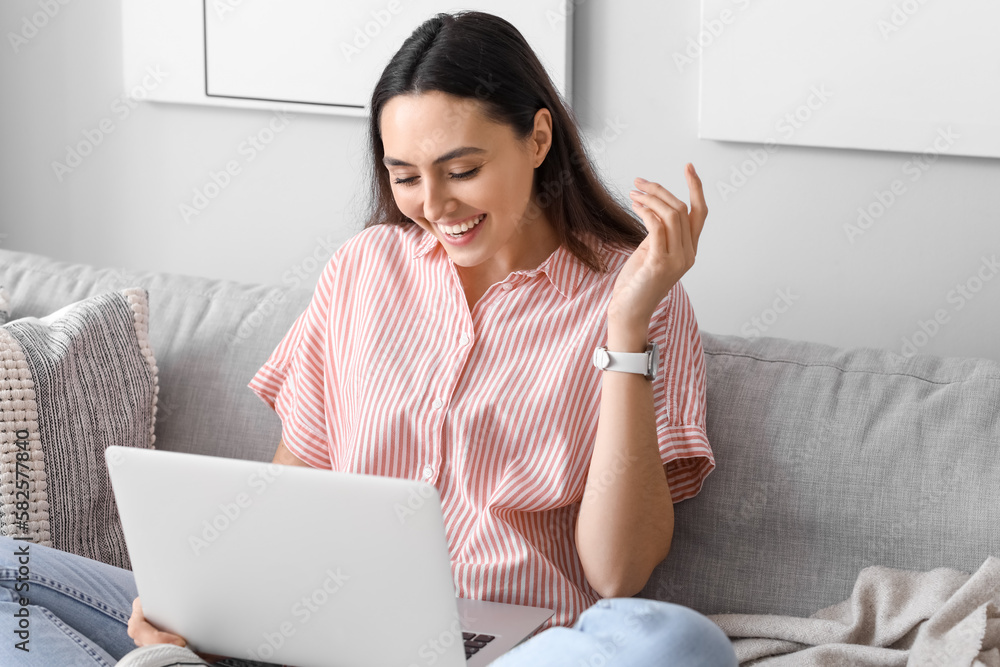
[{"xmin": 248, "ymin": 222, "xmax": 714, "ymax": 630}]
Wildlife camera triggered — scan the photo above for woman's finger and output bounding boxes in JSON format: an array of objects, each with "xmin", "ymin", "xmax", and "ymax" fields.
[
  {"xmin": 635, "ymin": 177, "xmax": 688, "ymax": 215},
  {"xmin": 631, "ymin": 191, "xmax": 676, "ymax": 247},
  {"xmin": 630, "ymin": 191, "xmax": 684, "ymax": 247},
  {"xmin": 660, "ymin": 201, "xmax": 685, "ymax": 269},
  {"xmin": 631, "ymin": 198, "xmax": 667, "ymax": 255},
  {"xmin": 685, "ymin": 164, "xmax": 708, "ymax": 254},
  {"xmin": 129, "ymin": 597, "xmax": 187, "ymax": 648},
  {"xmin": 631, "ymin": 180, "xmax": 693, "ymax": 258}
]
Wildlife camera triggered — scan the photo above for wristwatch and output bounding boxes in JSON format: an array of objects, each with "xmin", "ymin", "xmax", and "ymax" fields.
[{"xmin": 592, "ymin": 342, "xmax": 659, "ymax": 381}]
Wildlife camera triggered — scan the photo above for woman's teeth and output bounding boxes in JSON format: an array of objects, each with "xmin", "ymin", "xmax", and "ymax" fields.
[{"xmin": 443, "ymin": 213, "xmax": 486, "ymax": 237}]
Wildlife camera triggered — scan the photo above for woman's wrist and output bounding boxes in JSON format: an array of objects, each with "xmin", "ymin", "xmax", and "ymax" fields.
[{"xmin": 606, "ymin": 309, "xmax": 651, "ymax": 353}]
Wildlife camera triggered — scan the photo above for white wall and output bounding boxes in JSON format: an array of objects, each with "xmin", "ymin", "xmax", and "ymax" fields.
[{"xmin": 3, "ymin": 0, "xmax": 999, "ymax": 361}]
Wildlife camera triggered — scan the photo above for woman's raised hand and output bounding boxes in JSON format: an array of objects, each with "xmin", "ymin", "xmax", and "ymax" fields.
[{"xmin": 609, "ymin": 163, "xmax": 707, "ymax": 332}]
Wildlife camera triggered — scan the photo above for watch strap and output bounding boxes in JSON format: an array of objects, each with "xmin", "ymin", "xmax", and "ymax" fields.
[{"xmin": 593, "ymin": 343, "xmax": 659, "ymax": 380}]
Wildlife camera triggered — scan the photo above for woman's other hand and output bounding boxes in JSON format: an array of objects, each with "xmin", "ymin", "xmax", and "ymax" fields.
[
  {"xmin": 127, "ymin": 597, "xmax": 225, "ymax": 663},
  {"xmin": 610, "ymin": 163, "xmax": 707, "ymax": 331}
]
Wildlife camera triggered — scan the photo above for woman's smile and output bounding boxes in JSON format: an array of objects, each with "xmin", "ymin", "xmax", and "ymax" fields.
[{"xmin": 438, "ymin": 213, "xmax": 487, "ymax": 243}]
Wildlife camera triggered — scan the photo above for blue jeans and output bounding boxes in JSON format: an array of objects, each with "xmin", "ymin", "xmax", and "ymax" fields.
[{"xmin": 0, "ymin": 537, "xmax": 737, "ymax": 666}]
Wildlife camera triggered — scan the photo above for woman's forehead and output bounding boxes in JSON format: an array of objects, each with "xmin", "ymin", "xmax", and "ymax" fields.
[
  {"xmin": 382, "ymin": 92, "xmax": 488, "ymax": 134},
  {"xmin": 381, "ymin": 93, "xmax": 504, "ymax": 163}
]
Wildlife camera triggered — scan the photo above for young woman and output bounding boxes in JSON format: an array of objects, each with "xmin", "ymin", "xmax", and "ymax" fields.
[{"xmin": 0, "ymin": 11, "xmax": 737, "ymax": 666}]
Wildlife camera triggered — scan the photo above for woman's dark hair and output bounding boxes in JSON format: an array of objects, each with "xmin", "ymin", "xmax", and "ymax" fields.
[{"xmin": 365, "ymin": 10, "xmax": 646, "ymax": 273}]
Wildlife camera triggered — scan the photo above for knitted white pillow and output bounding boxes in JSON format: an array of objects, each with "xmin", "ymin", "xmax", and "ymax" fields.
[{"xmin": 0, "ymin": 287, "xmax": 158, "ymax": 569}]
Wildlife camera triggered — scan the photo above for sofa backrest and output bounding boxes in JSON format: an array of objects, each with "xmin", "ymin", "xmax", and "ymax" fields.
[
  {"xmin": 1, "ymin": 248, "xmax": 312, "ymax": 463},
  {"xmin": 4, "ymin": 248, "xmax": 999, "ymax": 618},
  {"xmin": 642, "ymin": 332, "xmax": 1000, "ymax": 616}
]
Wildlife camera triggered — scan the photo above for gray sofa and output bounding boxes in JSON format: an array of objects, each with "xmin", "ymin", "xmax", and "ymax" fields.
[{"xmin": 2, "ymin": 246, "xmax": 998, "ymax": 621}]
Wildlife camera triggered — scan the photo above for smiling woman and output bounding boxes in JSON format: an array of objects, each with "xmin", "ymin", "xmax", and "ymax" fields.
[
  {"xmin": 0, "ymin": 10, "xmax": 736, "ymax": 667},
  {"xmin": 378, "ymin": 90, "xmax": 561, "ymax": 309},
  {"xmin": 366, "ymin": 12, "xmax": 648, "ymax": 281}
]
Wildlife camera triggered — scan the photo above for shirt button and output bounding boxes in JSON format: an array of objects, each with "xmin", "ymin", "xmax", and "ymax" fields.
[
  {"xmin": 459, "ymin": 333, "xmax": 470, "ymax": 345},
  {"xmin": 422, "ymin": 465, "xmax": 434, "ymax": 479},
  {"xmin": 432, "ymin": 398, "xmax": 443, "ymax": 409},
  {"xmin": 501, "ymin": 283, "xmax": 513, "ymax": 291}
]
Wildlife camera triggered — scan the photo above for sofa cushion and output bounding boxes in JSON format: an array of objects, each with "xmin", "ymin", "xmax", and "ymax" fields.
[
  {"xmin": 0, "ymin": 288, "xmax": 158, "ymax": 569},
  {"xmin": 0, "ymin": 248, "xmax": 314, "ymax": 464},
  {"xmin": 641, "ymin": 332, "xmax": 1000, "ymax": 617}
]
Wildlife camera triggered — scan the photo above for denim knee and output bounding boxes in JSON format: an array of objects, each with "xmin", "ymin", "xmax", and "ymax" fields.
[
  {"xmin": 0, "ymin": 535, "xmax": 23, "ymax": 569},
  {"xmin": 579, "ymin": 598, "xmax": 738, "ymax": 667},
  {"xmin": 0, "ymin": 536, "xmax": 27, "ymax": 589}
]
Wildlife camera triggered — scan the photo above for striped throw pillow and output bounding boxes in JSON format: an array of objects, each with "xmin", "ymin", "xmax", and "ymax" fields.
[{"xmin": 0, "ymin": 287, "xmax": 158, "ymax": 569}]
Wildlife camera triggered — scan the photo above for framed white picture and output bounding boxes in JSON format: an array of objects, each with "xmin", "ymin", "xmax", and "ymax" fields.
[
  {"xmin": 698, "ymin": 0, "xmax": 997, "ymax": 159},
  {"xmin": 122, "ymin": 0, "xmax": 573, "ymax": 117}
]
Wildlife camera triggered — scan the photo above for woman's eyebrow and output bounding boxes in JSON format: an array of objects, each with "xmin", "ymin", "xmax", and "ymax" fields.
[{"xmin": 382, "ymin": 146, "xmax": 486, "ymax": 167}]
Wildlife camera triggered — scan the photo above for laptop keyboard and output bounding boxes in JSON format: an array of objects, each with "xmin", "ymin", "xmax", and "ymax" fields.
[{"xmin": 463, "ymin": 632, "xmax": 496, "ymax": 660}]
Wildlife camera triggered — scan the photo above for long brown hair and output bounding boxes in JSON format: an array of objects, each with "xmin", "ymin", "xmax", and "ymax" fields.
[{"xmin": 365, "ymin": 10, "xmax": 646, "ymax": 273}]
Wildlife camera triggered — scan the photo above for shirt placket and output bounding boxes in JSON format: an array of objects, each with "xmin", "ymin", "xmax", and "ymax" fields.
[{"xmin": 420, "ymin": 264, "xmax": 535, "ymax": 485}]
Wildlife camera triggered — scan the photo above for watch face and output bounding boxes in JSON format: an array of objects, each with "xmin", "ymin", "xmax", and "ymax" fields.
[
  {"xmin": 648, "ymin": 343, "xmax": 660, "ymax": 379},
  {"xmin": 593, "ymin": 347, "xmax": 610, "ymax": 370}
]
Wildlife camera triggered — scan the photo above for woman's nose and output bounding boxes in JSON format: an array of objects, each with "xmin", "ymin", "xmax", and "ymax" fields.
[{"xmin": 421, "ymin": 177, "xmax": 455, "ymax": 223}]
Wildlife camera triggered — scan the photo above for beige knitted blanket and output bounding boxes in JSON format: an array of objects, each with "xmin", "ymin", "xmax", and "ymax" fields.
[{"xmin": 708, "ymin": 556, "xmax": 1000, "ymax": 666}]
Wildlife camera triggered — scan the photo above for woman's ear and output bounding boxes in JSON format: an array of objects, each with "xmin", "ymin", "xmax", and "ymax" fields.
[{"xmin": 530, "ymin": 107, "xmax": 553, "ymax": 168}]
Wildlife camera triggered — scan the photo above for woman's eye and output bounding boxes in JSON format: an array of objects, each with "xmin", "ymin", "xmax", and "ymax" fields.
[
  {"xmin": 392, "ymin": 167, "xmax": 480, "ymax": 187},
  {"xmin": 451, "ymin": 167, "xmax": 480, "ymax": 181}
]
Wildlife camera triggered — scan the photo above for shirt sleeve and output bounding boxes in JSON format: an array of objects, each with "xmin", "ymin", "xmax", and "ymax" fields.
[
  {"xmin": 247, "ymin": 255, "xmax": 339, "ymax": 470},
  {"xmin": 649, "ymin": 281, "xmax": 714, "ymax": 502}
]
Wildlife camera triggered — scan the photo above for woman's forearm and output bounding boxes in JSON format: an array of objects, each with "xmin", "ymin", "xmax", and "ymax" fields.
[{"xmin": 575, "ymin": 314, "xmax": 675, "ymax": 599}]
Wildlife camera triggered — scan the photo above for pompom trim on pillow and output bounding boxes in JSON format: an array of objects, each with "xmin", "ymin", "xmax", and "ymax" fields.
[
  {"xmin": 123, "ymin": 287, "xmax": 159, "ymax": 447},
  {"xmin": 0, "ymin": 287, "xmax": 158, "ymax": 547},
  {"xmin": 0, "ymin": 285, "xmax": 9, "ymax": 323},
  {"xmin": 0, "ymin": 327, "xmax": 51, "ymax": 545}
]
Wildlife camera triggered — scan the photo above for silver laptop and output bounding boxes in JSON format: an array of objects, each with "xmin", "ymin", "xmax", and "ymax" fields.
[{"xmin": 105, "ymin": 446, "xmax": 554, "ymax": 667}]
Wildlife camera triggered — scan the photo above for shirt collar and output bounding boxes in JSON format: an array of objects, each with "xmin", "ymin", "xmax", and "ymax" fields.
[
  {"xmin": 412, "ymin": 229, "xmax": 439, "ymax": 259},
  {"xmin": 412, "ymin": 228, "xmax": 595, "ymax": 300}
]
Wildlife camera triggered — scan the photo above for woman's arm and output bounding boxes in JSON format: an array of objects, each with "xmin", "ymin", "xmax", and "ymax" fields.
[
  {"xmin": 576, "ymin": 165, "xmax": 706, "ymax": 599},
  {"xmin": 575, "ymin": 318, "xmax": 673, "ymax": 599},
  {"xmin": 272, "ymin": 438, "xmax": 312, "ymax": 467}
]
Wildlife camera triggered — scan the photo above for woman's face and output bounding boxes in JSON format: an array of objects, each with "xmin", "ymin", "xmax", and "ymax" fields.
[{"xmin": 380, "ymin": 91, "xmax": 555, "ymax": 281}]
